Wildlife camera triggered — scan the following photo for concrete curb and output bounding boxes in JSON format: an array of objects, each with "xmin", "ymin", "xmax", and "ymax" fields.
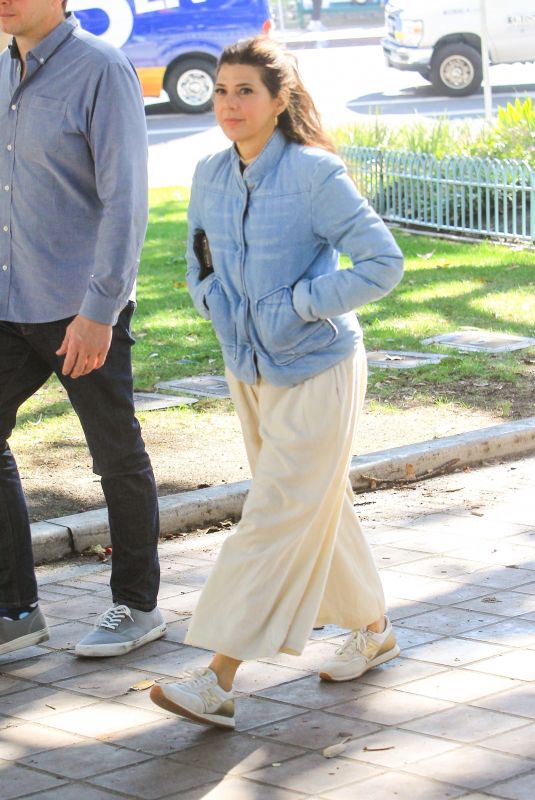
[{"xmin": 32, "ymin": 417, "xmax": 535, "ymax": 564}]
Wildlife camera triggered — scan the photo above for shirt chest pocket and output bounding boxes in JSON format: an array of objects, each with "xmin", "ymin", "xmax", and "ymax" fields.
[{"xmin": 17, "ymin": 95, "xmax": 67, "ymax": 156}]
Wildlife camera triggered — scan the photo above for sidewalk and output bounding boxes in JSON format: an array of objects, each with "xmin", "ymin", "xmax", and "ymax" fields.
[
  {"xmin": 30, "ymin": 417, "xmax": 535, "ymax": 564},
  {"xmin": 2, "ymin": 455, "xmax": 534, "ymax": 799}
]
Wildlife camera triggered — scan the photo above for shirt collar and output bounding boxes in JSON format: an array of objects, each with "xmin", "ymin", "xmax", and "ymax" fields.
[
  {"xmin": 231, "ymin": 128, "xmax": 288, "ymax": 185},
  {"xmin": 9, "ymin": 12, "xmax": 77, "ymax": 66}
]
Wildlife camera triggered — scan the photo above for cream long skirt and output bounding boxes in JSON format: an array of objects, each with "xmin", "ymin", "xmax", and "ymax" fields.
[{"xmin": 184, "ymin": 344, "xmax": 386, "ymax": 661}]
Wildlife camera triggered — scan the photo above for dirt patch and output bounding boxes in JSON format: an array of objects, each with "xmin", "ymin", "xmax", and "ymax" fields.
[
  {"xmin": 371, "ymin": 362, "xmax": 535, "ymax": 421},
  {"xmin": 17, "ymin": 397, "xmax": 504, "ymax": 524}
]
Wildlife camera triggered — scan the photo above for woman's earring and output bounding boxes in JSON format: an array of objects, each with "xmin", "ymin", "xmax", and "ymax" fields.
[{"xmin": 274, "ymin": 115, "xmax": 278, "ymax": 127}]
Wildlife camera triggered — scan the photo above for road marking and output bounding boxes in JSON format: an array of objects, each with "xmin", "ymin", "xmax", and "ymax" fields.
[{"xmin": 348, "ymin": 90, "xmax": 534, "ymax": 109}]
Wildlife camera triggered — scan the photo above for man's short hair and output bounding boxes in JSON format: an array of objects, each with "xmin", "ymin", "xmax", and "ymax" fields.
[{"xmin": 62, "ymin": 1, "xmax": 68, "ymax": 10}]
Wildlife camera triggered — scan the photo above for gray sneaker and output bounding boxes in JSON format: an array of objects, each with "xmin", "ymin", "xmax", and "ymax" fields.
[
  {"xmin": 0, "ymin": 607, "xmax": 49, "ymax": 657},
  {"xmin": 75, "ymin": 604, "xmax": 166, "ymax": 657}
]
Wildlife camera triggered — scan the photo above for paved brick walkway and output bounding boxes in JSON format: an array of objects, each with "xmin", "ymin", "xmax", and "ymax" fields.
[{"xmin": 1, "ymin": 455, "xmax": 534, "ymax": 799}]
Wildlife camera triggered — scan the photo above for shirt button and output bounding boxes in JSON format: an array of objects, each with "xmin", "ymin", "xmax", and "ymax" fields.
[
  {"xmin": 2, "ymin": 265, "xmax": 7, "ymax": 271},
  {"xmin": 39, "ymin": 58, "xmax": 45, "ymax": 64},
  {"xmin": 2, "ymin": 226, "xmax": 8, "ymax": 232},
  {"xmin": 6, "ymin": 144, "xmax": 12, "ymax": 151},
  {"xmin": 4, "ymin": 185, "xmax": 10, "ymax": 191},
  {"xmin": 10, "ymin": 104, "xmax": 16, "ymax": 111}
]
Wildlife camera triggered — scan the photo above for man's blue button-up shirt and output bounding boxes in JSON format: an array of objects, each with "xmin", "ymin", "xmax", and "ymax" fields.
[{"xmin": 0, "ymin": 14, "xmax": 148, "ymax": 324}]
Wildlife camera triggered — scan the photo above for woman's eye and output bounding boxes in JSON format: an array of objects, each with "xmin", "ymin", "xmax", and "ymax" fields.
[
  {"xmin": 214, "ymin": 87, "xmax": 225, "ymax": 95},
  {"xmin": 240, "ymin": 88, "xmax": 253, "ymax": 95}
]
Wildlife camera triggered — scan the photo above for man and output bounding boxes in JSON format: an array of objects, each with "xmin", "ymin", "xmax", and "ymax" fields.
[
  {"xmin": 307, "ymin": 0, "xmax": 325, "ymax": 32},
  {"xmin": 0, "ymin": 0, "xmax": 165, "ymax": 658}
]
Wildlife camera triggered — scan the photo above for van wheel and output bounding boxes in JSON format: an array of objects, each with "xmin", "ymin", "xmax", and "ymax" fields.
[
  {"xmin": 431, "ymin": 43, "xmax": 482, "ymax": 96},
  {"xmin": 165, "ymin": 58, "xmax": 216, "ymax": 114}
]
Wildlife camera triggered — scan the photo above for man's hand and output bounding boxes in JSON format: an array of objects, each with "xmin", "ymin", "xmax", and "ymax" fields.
[{"xmin": 56, "ymin": 315, "xmax": 113, "ymax": 379}]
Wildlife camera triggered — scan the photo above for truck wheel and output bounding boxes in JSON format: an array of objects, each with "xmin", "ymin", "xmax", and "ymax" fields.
[
  {"xmin": 431, "ymin": 43, "xmax": 482, "ymax": 96},
  {"xmin": 417, "ymin": 67, "xmax": 431, "ymax": 82},
  {"xmin": 165, "ymin": 58, "xmax": 216, "ymax": 114}
]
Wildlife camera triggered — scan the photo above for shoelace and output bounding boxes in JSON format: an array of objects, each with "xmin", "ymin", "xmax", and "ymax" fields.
[
  {"xmin": 176, "ymin": 667, "xmax": 215, "ymax": 688},
  {"xmin": 176, "ymin": 669, "xmax": 230, "ymax": 709},
  {"xmin": 335, "ymin": 628, "xmax": 368, "ymax": 658},
  {"xmin": 98, "ymin": 604, "xmax": 133, "ymax": 631}
]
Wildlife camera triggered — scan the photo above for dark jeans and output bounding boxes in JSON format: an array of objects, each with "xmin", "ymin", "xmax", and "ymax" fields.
[{"xmin": 0, "ymin": 303, "xmax": 160, "ymax": 612}]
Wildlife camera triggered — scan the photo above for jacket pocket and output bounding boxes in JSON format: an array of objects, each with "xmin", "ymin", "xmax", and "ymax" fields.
[
  {"xmin": 256, "ymin": 286, "xmax": 337, "ymax": 366},
  {"xmin": 204, "ymin": 278, "xmax": 236, "ymax": 356}
]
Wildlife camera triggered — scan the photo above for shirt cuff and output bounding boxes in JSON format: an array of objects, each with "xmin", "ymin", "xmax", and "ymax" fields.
[{"xmin": 79, "ymin": 293, "xmax": 122, "ymax": 326}]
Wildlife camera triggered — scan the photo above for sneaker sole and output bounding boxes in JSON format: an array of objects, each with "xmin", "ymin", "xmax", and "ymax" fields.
[
  {"xmin": 149, "ymin": 684, "xmax": 235, "ymax": 730},
  {"xmin": 74, "ymin": 622, "xmax": 167, "ymax": 658},
  {"xmin": 319, "ymin": 644, "xmax": 401, "ymax": 682},
  {"xmin": 0, "ymin": 628, "xmax": 50, "ymax": 657}
]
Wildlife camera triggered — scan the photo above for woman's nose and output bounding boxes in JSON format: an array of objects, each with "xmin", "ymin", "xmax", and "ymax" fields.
[{"xmin": 225, "ymin": 93, "xmax": 240, "ymax": 109}]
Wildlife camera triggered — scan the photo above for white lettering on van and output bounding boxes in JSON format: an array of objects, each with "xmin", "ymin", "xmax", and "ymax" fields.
[
  {"xmin": 70, "ymin": 0, "xmax": 186, "ymax": 50},
  {"xmin": 69, "ymin": 0, "xmax": 134, "ymax": 48},
  {"xmin": 134, "ymin": 0, "xmax": 180, "ymax": 13}
]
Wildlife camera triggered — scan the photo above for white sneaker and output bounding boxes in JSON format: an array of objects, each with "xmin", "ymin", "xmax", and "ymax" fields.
[
  {"xmin": 319, "ymin": 617, "xmax": 400, "ymax": 682},
  {"xmin": 306, "ymin": 19, "xmax": 326, "ymax": 32},
  {"xmin": 150, "ymin": 667, "xmax": 235, "ymax": 729}
]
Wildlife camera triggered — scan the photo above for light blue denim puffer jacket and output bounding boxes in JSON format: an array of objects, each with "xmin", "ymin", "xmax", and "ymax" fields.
[{"xmin": 186, "ymin": 129, "xmax": 403, "ymax": 387}]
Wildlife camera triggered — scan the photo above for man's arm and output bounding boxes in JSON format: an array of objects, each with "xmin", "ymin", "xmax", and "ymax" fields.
[
  {"xmin": 81, "ymin": 59, "xmax": 148, "ymax": 325},
  {"xmin": 58, "ymin": 59, "xmax": 148, "ymax": 378}
]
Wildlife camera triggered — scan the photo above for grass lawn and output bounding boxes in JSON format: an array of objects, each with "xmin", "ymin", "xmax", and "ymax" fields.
[
  {"xmin": 12, "ymin": 186, "xmax": 535, "ymax": 451},
  {"xmin": 133, "ymin": 187, "xmax": 534, "ymax": 420}
]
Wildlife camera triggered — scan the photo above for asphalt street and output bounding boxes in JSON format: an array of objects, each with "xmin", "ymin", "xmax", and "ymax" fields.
[{"xmin": 145, "ymin": 40, "xmax": 535, "ymax": 189}]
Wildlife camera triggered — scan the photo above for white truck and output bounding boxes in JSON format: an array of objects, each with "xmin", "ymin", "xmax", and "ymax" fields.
[{"xmin": 382, "ymin": 0, "xmax": 535, "ymax": 96}]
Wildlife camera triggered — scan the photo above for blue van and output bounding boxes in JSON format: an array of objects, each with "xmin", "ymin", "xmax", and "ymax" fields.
[{"xmin": 70, "ymin": 0, "xmax": 272, "ymax": 113}]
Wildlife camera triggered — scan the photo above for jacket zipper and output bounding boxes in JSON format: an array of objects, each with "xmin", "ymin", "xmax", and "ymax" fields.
[{"xmin": 239, "ymin": 181, "xmax": 257, "ymax": 379}]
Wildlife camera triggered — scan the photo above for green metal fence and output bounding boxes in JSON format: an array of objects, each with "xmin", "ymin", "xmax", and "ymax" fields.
[{"xmin": 340, "ymin": 146, "xmax": 535, "ymax": 243}]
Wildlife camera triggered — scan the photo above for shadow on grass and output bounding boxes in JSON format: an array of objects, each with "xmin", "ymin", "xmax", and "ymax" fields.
[
  {"xmin": 136, "ymin": 198, "xmax": 535, "ymax": 415},
  {"xmin": 13, "ymin": 198, "xmax": 535, "ymax": 423}
]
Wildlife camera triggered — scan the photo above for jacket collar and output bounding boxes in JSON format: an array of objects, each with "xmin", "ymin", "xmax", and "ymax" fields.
[{"xmin": 231, "ymin": 128, "xmax": 288, "ymax": 186}]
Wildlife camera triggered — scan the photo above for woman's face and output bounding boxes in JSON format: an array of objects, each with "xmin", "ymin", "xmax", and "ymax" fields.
[{"xmin": 214, "ymin": 63, "xmax": 286, "ymax": 159}]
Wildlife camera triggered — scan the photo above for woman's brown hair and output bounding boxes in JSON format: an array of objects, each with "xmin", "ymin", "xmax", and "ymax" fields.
[{"xmin": 217, "ymin": 37, "xmax": 335, "ymax": 154}]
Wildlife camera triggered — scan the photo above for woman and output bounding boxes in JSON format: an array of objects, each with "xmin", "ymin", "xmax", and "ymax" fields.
[{"xmin": 150, "ymin": 37, "xmax": 403, "ymax": 730}]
